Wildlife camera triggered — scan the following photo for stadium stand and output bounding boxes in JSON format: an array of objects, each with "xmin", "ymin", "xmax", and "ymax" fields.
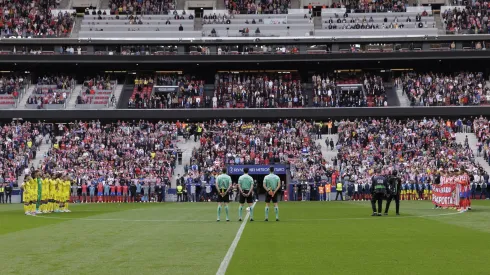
[
  {"xmin": 108, "ymin": 0, "xmax": 176, "ymax": 15},
  {"xmin": 42, "ymin": 121, "xmax": 178, "ymax": 185},
  {"xmin": 188, "ymin": 120, "xmax": 328, "ymax": 182},
  {"xmin": 400, "ymin": 72, "xmax": 487, "ymax": 106},
  {"xmin": 0, "ymin": 122, "xmax": 46, "ymax": 184},
  {"xmin": 442, "ymin": 4, "xmax": 489, "ymax": 34},
  {"xmin": 127, "ymin": 75, "xmax": 155, "ymax": 108},
  {"xmin": 0, "ymin": 75, "xmax": 26, "ymax": 109},
  {"xmin": 128, "ymin": 74, "xmax": 204, "ymax": 109},
  {"xmin": 336, "ymin": 118, "xmax": 480, "ymax": 188},
  {"xmin": 225, "ymin": 0, "xmax": 291, "ymax": 14},
  {"xmin": 0, "ymin": 6, "xmax": 75, "ymax": 38},
  {"xmin": 202, "ymin": 9, "xmax": 312, "ymax": 37},
  {"xmin": 78, "ymin": 10, "xmax": 199, "ymax": 39},
  {"xmin": 213, "ymin": 72, "xmax": 306, "ymax": 108},
  {"xmin": 25, "ymin": 75, "xmax": 75, "ymax": 109},
  {"xmin": 319, "ymin": 9, "xmax": 436, "ymax": 37},
  {"xmin": 75, "ymin": 77, "xmax": 118, "ymax": 108},
  {"xmin": 311, "ymin": 73, "xmax": 387, "ymax": 107}
]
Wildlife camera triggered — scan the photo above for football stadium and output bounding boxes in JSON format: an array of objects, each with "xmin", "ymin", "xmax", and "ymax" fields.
[{"xmin": 2, "ymin": 0, "xmax": 490, "ymax": 274}]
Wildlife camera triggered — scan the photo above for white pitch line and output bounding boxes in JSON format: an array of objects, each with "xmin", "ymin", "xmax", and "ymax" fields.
[
  {"xmin": 32, "ymin": 208, "xmax": 462, "ymax": 223},
  {"xmin": 216, "ymin": 201, "xmax": 257, "ymax": 275}
]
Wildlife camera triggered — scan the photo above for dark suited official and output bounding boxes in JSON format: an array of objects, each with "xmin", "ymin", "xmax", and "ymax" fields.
[
  {"xmin": 370, "ymin": 171, "xmax": 388, "ymax": 216},
  {"xmin": 385, "ymin": 171, "xmax": 402, "ymax": 216}
]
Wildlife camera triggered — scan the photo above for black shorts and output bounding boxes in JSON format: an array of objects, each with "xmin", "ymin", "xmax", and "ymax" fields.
[
  {"xmin": 217, "ymin": 191, "xmax": 230, "ymax": 203},
  {"xmin": 239, "ymin": 190, "xmax": 253, "ymax": 204},
  {"xmin": 265, "ymin": 192, "xmax": 278, "ymax": 203}
]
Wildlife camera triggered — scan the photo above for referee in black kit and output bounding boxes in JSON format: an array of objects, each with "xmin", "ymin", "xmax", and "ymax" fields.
[
  {"xmin": 370, "ymin": 169, "xmax": 388, "ymax": 216},
  {"xmin": 385, "ymin": 171, "xmax": 402, "ymax": 216}
]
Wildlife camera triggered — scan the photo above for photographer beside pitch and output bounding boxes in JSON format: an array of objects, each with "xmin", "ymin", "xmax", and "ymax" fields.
[
  {"xmin": 385, "ymin": 171, "xmax": 402, "ymax": 216},
  {"xmin": 371, "ymin": 170, "xmax": 388, "ymax": 216},
  {"xmin": 263, "ymin": 167, "xmax": 281, "ymax": 222}
]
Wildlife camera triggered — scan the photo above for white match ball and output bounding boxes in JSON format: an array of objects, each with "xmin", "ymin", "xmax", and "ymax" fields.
[{"xmin": 246, "ymin": 207, "xmax": 250, "ymax": 212}]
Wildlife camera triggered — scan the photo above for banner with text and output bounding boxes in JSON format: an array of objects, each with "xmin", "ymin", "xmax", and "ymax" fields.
[
  {"xmin": 227, "ymin": 165, "xmax": 287, "ymax": 175},
  {"xmin": 431, "ymin": 183, "xmax": 459, "ymax": 208}
]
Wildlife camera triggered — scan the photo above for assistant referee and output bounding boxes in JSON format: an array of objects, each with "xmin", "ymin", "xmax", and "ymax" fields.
[
  {"xmin": 263, "ymin": 167, "xmax": 281, "ymax": 221},
  {"xmin": 238, "ymin": 168, "xmax": 255, "ymax": 222}
]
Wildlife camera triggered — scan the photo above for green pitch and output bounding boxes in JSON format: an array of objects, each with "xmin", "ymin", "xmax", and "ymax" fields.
[{"xmin": 1, "ymin": 201, "xmax": 490, "ymax": 275}]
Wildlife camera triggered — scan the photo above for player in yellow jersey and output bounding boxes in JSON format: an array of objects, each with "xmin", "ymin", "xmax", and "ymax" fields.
[
  {"xmin": 22, "ymin": 177, "xmax": 32, "ymax": 215},
  {"xmin": 53, "ymin": 176, "xmax": 61, "ymax": 213},
  {"xmin": 50, "ymin": 176, "xmax": 59, "ymax": 213},
  {"xmin": 41, "ymin": 175, "xmax": 51, "ymax": 213},
  {"xmin": 62, "ymin": 176, "xmax": 72, "ymax": 212}
]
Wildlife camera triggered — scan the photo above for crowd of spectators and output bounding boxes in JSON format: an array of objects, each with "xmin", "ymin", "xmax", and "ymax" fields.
[
  {"xmin": 329, "ymin": 0, "xmax": 411, "ymax": 13},
  {"xmin": 311, "ymin": 74, "xmax": 387, "ymax": 107},
  {"xmin": 399, "ymin": 72, "xmax": 487, "ymax": 106},
  {"xmin": 76, "ymin": 76, "xmax": 116, "ymax": 105},
  {"xmin": 0, "ymin": 4, "xmax": 74, "ymax": 38},
  {"xmin": 214, "ymin": 73, "xmax": 306, "ymax": 108},
  {"xmin": 41, "ymin": 120, "xmax": 178, "ymax": 188},
  {"xmin": 0, "ymin": 122, "xmax": 48, "ymax": 186},
  {"xmin": 335, "ymin": 118, "xmax": 482, "ymax": 190},
  {"xmin": 129, "ymin": 75, "xmax": 204, "ymax": 109},
  {"xmin": 443, "ymin": 3, "xmax": 490, "ymax": 34},
  {"xmin": 188, "ymin": 119, "xmax": 329, "ymax": 183},
  {"xmin": 109, "ymin": 0, "xmax": 175, "ymax": 15},
  {"xmin": 225, "ymin": 0, "xmax": 290, "ymax": 14},
  {"xmin": 0, "ymin": 75, "xmax": 25, "ymax": 98},
  {"xmin": 27, "ymin": 75, "xmax": 75, "ymax": 107},
  {"xmin": 324, "ymin": 13, "xmax": 433, "ymax": 29}
]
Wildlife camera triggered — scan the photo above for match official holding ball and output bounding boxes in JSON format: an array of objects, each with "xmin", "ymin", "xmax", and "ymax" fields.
[{"xmin": 263, "ymin": 167, "xmax": 281, "ymax": 221}]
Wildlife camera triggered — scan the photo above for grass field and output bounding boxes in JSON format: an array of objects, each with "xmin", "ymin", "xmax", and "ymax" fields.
[{"xmin": 1, "ymin": 200, "xmax": 490, "ymax": 275}]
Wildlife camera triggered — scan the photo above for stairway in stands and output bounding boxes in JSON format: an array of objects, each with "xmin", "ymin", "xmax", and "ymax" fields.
[
  {"xmin": 117, "ymin": 82, "xmax": 135, "ymax": 109},
  {"xmin": 455, "ymin": 133, "xmax": 490, "ymax": 175},
  {"xmin": 395, "ymin": 84, "xmax": 411, "ymax": 107},
  {"xmin": 316, "ymin": 134, "xmax": 339, "ymax": 167},
  {"xmin": 17, "ymin": 136, "xmax": 51, "ymax": 186}
]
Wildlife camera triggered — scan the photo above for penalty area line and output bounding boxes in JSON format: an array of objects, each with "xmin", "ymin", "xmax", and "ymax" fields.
[{"xmin": 216, "ymin": 201, "xmax": 257, "ymax": 275}]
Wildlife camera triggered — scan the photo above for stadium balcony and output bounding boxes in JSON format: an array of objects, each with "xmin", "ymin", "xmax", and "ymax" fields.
[
  {"xmin": 213, "ymin": 72, "xmax": 305, "ymax": 108},
  {"xmin": 25, "ymin": 76, "xmax": 75, "ymax": 110},
  {"xmin": 311, "ymin": 73, "xmax": 387, "ymax": 107},
  {"xmin": 128, "ymin": 74, "xmax": 205, "ymax": 109},
  {"xmin": 78, "ymin": 10, "xmax": 200, "ymax": 39},
  {"xmin": 0, "ymin": 75, "xmax": 27, "ymax": 109},
  {"xmin": 202, "ymin": 10, "xmax": 313, "ymax": 37},
  {"xmin": 75, "ymin": 77, "xmax": 118, "ymax": 109},
  {"xmin": 399, "ymin": 72, "xmax": 488, "ymax": 106},
  {"xmin": 107, "ymin": 0, "xmax": 176, "ymax": 15},
  {"xmin": 225, "ymin": 0, "xmax": 291, "ymax": 14}
]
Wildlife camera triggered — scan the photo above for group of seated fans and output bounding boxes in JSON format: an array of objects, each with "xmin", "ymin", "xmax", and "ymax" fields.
[
  {"xmin": 41, "ymin": 121, "xmax": 178, "ymax": 196},
  {"xmin": 311, "ymin": 74, "xmax": 387, "ymax": 107},
  {"xmin": 225, "ymin": 0, "xmax": 290, "ymax": 14},
  {"xmin": 339, "ymin": 0, "xmax": 410, "ymax": 13},
  {"xmin": 188, "ymin": 119, "xmax": 327, "ymax": 182},
  {"xmin": 27, "ymin": 75, "xmax": 75, "ymax": 107},
  {"xmin": 109, "ymin": 0, "xmax": 175, "ymax": 15},
  {"xmin": 0, "ymin": 122, "xmax": 45, "ymax": 185},
  {"xmin": 325, "ymin": 13, "xmax": 432, "ymax": 29},
  {"xmin": 214, "ymin": 73, "xmax": 306, "ymax": 108},
  {"xmin": 0, "ymin": 3, "xmax": 74, "ymax": 38},
  {"xmin": 400, "ymin": 72, "xmax": 487, "ymax": 106},
  {"xmin": 443, "ymin": 2, "xmax": 490, "ymax": 34},
  {"xmin": 336, "ymin": 118, "xmax": 482, "ymax": 194},
  {"xmin": 128, "ymin": 75, "xmax": 204, "ymax": 109},
  {"xmin": 0, "ymin": 75, "xmax": 25, "ymax": 98},
  {"xmin": 77, "ymin": 76, "xmax": 115, "ymax": 105}
]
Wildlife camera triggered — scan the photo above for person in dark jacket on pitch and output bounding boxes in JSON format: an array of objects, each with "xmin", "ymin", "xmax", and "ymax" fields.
[
  {"xmin": 371, "ymin": 170, "xmax": 388, "ymax": 216},
  {"xmin": 385, "ymin": 171, "xmax": 402, "ymax": 215}
]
